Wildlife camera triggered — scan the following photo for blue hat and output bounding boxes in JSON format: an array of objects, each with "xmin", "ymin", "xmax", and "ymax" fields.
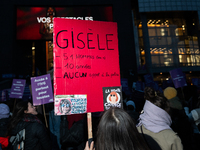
[{"xmin": 126, "ymin": 100, "xmax": 136, "ymax": 110}]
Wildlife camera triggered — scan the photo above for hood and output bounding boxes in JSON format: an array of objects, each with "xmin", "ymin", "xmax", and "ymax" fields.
[{"xmin": 137, "ymin": 100, "xmax": 172, "ymax": 133}]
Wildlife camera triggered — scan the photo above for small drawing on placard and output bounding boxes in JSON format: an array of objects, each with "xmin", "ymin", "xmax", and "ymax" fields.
[{"xmin": 54, "ymin": 95, "xmax": 87, "ymax": 115}]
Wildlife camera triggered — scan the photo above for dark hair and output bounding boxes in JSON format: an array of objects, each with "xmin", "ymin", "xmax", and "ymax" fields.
[
  {"xmin": 46, "ymin": 7, "xmax": 56, "ymax": 17},
  {"xmin": 95, "ymin": 107, "xmax": 150, "ymax": 150},
  {"xmin": 59, "ymin": 99, "xmax": 71, "ymax": 114},
  {"xmin": 144, "ymin": 87, "xmax": 170, "ymax": 114},
  {"xmin": 6, "ymin": 101, "xmax": 29, "ymax": 136}
]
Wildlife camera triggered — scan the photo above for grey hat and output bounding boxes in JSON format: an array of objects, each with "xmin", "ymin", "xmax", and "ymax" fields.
[{"xmin": 0, "ymin": 103, "xmax": 10, "ymax": 119}]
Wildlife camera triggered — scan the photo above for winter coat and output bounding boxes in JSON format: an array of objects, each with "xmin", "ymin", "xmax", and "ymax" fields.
[
  {"xmin": 9, "ymin": 114, "xmax": 51, "ymax": 150},
  {"xmin": 60, "ymin": 115, "xmax": 87, "ymax": 150},
  {"xmin": 137, "ymin": 125, "xmax": 183, "ymax": 150},
  {"xmin": 0, "ymin": 118, "xmax": 9, "ymax": 137},
  {"xmin": 137, "ymin": 100, "xmax": 183, "ymax": 150}
]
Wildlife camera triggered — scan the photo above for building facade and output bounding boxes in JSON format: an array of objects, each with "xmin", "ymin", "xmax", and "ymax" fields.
[{"xmin": 132, "ymin": 0, "xmax": 200, "ymax": 83}]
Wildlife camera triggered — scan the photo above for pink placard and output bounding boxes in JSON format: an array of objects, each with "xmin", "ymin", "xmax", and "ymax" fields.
[{"xmin": 53, "ymin": 18, "xmax": 121, "ymax": 113}]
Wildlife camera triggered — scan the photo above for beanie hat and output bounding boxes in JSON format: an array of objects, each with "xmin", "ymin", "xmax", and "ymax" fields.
[
  {"xmin": 126, "ymin": 100, "xmax": 136, "ymax": 110},
  {"xmin": 0, "ymin": 103, "xmax": 10, "ymax": 119},
  {"xmin": 191, "ymin": 108, "xmax": 200, "ymax": 125},
  {"xmin": 163, "ymin": 87, "xmax": 177, "ymax": 100}
]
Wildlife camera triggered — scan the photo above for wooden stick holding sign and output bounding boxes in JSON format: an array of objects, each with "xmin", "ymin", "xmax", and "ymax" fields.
[
  {"xmin": 87, "ymin": 113, "xmax": 93, "ymax": 148},
  {"xmin": 43, "ymin": 104, "xmax": 48, "ymax": 128}
]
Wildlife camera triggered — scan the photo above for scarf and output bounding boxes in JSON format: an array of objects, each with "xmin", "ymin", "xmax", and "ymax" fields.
[
  {"xmin": 137, "ymin": 100, "xmax": 172, "ymax": 133},
  {"xmin": 22, "ymin": 114, "xmax": 42, "ymax": 124}
]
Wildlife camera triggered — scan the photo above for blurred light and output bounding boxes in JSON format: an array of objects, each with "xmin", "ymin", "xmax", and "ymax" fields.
[
  {"xmin": 166, "ymin": 78, "xmax": 169, "ymax": 80},
  {"xmin": 160, "ymin": 72, "xmax": 162, "ymax": 75},
  {"xmin": 32, "ymin": 47, "xmax": 35, "ymax": 50}
]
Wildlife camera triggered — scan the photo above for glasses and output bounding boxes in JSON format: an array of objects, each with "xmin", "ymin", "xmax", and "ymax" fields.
[
  {"xmin": 61, "ymin": 104, "xmax": 70, "ymax": 107},
  {"xmin": 110, "ymin": 94, "xmax": 116, "ymax": 97}
]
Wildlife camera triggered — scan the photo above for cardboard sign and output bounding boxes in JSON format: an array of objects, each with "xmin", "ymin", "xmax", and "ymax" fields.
[
  {"xmin": 102, "ymin": 86, "xmax": 122, "ymax": 110},
  {"xmin": 53, "ymin": 18, "xmax": 121, "ymax": 113},
  {"xmin": 192, "ymin": 78, "xmax": 200, "ymax": 88},
  {"xmin": 170, "ymin": 68, "xmax": 187, "ymax": 88},
  {"xmin": 31, "ymin": 74, "xmax": 53, "ymax": 105},
  {"xmin": 54, "ymin": 95, "xmax": 87, "ymax": 115},
  {"xmin": 135, "ymin": 81, "xmax": 145, "ymax": 92},
  {"xmin": 9, "ymin": 79, "xmax": 26, "ymax": 99},
  {"xmin": 144, "ymin": 74, "xmax": 154, "ymax": 84}
]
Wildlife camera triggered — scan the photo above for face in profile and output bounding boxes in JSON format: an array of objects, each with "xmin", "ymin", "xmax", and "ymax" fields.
[
  {"xmin": 108, "ymin": 91, "xmax": 118, "ymax": 104},
  {"xmin": 59, "ymin": 99, "xmax": 71, "ymax": 114},
  {"xmin": 25, "ymin": 102, "xmax": 38, "ymax": 115}
]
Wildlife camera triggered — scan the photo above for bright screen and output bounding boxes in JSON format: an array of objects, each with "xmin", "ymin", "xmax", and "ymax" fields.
[{"xmin": 16, "ymin": 6, "xmax": 113, "ymax": 40}]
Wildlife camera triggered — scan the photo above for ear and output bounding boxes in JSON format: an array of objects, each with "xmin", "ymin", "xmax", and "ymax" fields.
[{"xmin": 24, "ymin": 110, "xmax": 28, "ymax": 113}]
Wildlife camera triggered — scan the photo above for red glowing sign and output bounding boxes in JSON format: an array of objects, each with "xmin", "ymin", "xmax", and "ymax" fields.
[{"xmin": 53, "ymin": 18, "xmax": 121, "ymax": 112}]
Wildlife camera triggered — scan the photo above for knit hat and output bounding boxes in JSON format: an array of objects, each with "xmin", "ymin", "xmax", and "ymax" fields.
[
  {"xmin": 126, "ymin": 100, "xmax": 136, "ymax": 110},
  {"xmin": 163, "ymin": 87, "xmax": 177, "ymax": 100},
  {"xmin": 0, "ymin": 103, "xmax": 10, "ymax": 119},
  {"xmin": 191, "ymin": 108, "xmax": 200, "ymax": 125}
]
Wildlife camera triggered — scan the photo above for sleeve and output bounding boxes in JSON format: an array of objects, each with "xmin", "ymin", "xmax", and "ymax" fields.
[
  {"xmin": 34, "ymin": 123, "xmax": 52, "ymax": 150},
  {"xmin": 171, "ymin": 135, "xmax": 183, "ymax": 150}
]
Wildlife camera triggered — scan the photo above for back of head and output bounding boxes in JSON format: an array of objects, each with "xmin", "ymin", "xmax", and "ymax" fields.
[
  {"xmin": 6, "ymin": 101, "xmax": 29, "ymax": 136},
  {"xmin": 0, "ymin": 103, "xmax": 10, "ymax": 119},
  {"xmin": 144, "ymin": 87, "xmax": 170, "ymax": 114},
  {"xmin": 96, "ymin": 107, "xmax": 149, "ymax": 150}
]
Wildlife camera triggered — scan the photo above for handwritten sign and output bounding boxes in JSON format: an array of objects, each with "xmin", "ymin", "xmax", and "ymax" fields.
[
  {"xmin": 9, "ymin": 79, "xmax": 26, "ymax": 99},
  {"xmin": 170, "ymin": 68, "xmax": 187, "ymax": 88},
  {"xmin": 103, "ymin": 86, "xmax": 122, "ymax": 110},
  {"xmin": 54, "ymin": 95, "xmax": 87, "ymax": 115},
  {"xmin": 53, "ymin": 18, "xmax": 121, "ymax": 112},
  {"xmin": 31, "ymin": 74, "xmax": 53, "ymax": 105}
]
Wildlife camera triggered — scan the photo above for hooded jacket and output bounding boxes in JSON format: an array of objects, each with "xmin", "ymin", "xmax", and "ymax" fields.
[{"xmin": 137, "ymin": 100, "xmax": 183, "ymax": 150}]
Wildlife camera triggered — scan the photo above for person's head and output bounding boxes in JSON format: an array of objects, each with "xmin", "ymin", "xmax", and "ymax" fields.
[
  {"xmin": 0, "ymin": 103, "xmax": 10, "ymax": 119},
  {"xmin": 59, "ymin": 99, "xmax": 71, "ymax": 114},
  {"xmin": 96, "ymin": 107, "xmax": 149, "ymax": 150},
  {"xmin": 46, "ymin": 7, "xmax": 56, "ymax": 17},
  {"xmin": 126, "ymin": 100, "xmax": 136, "ymax": 111},
  {"xmin": 13, "ymin": 101, "xmax": 37, "ymax": 117},
  {"xmin": 108, "ymin": 91, "xmax": 118, "ymax": 104},
  {"xmin": 6, "ymin": 101, "xmax": 37, "ymax": 136},
  {"xmin": 144, "ymin": 87, "xmax": 170, "ymax": 114}
]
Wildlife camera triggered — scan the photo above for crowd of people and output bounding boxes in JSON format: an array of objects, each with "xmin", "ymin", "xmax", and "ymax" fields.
[{"xmin": 0, "ymin": 84, "xmax": 200, "ymax": 150}]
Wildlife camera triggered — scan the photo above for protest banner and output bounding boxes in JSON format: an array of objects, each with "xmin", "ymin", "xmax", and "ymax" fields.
[
  {"xmin": 53, "ymin": 18, "xmax": 121, "ymax": 113},
  {"xmin": 102, "ymin": 86, "xmax": 122, "ymax": 110},
  {"xmin": 169, "ymin": 68, "xmax": 187, "ymax": 88},
  {"xmin": 9, "ymin": 79, "xmax": 26, "ymax": 99},
  {"xmin": 31, "ymin": 74, "xmax": 53, "ymax": 128},
  {"xmin": 31, "ymin": 74, "xmax": 53, "ymax": 105}
]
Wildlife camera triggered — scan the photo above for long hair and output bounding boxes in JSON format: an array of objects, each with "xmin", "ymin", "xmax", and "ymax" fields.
[
  {"xmin": 6, "ymin": 101, "xmax": 29, "ymax": 136},
  {"xmin": 144, "ymin": 87, "xmax": 170, "ymax": 114},
  {"xmin": 95, "ymin": 107, "xmax": 150, "ymax": 150},
  {"xmin": 59, "ymin": 99, "xmax": 71, "ymax": 114}
]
